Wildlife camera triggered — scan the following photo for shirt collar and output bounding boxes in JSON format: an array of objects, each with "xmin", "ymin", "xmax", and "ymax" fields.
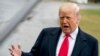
[{"xmin": 70, "ymin": 27, "xmax": 78, "ymax": 40}]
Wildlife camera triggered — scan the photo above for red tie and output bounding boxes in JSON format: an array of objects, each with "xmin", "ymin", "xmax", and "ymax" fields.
[{"xmin": 58, "ymin": 34, "xmax": 70, "ymax": 56}]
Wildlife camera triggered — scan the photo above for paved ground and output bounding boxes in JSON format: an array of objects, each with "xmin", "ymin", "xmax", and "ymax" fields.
[
  {"xmin": 0, "ymin": 1, "xmax": 100, "ymax": 56},
  {"xmin": 0, "ymin": 0, "xmax": 28, "ymax": 32}
]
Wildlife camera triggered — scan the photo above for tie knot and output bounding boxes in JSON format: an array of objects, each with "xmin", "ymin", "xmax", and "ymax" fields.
[{"xmin": 65, "ymin": 34, "xmax": 70, "ymax": 37}]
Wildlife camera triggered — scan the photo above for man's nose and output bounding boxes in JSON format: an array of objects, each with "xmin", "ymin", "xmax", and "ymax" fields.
[{"xmin": 62, "ymin": 17, "xmax": 68, "ymax": 23}]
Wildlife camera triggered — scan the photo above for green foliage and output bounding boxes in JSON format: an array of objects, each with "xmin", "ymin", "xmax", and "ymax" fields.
[
  {"xmin": 80, "ymin": 9, "xmax": 100, "ymax": 56},
  {"xmin": 80, "ymin": 9, "xmax": 100, "ymax": 39}
]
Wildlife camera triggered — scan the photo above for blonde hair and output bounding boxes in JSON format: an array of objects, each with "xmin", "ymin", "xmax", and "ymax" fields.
[{"xmin": 59, "ymin": 2, "xmax": 80, "ymax": 15}]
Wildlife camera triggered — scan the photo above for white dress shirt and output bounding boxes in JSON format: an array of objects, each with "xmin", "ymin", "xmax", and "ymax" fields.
[{"xmin": 56, "ymin": 27, "xmax": 79, "ymax": 56}]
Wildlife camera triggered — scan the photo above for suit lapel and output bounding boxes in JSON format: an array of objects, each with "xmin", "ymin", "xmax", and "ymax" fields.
[
  {"xmin": 48, "ymin": 28, "xmax": 87, "ymax": 56},
  {"xmin": 71, "ymin": 29, "xmax": 87, "ymax": 56},
  {"xmin": 48, "ymin": 28, "xmax": 61, "ymax": 56}
]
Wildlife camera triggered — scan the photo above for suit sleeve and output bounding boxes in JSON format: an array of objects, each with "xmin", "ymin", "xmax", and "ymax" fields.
[
  {"xmin": 92, "ymin": 39, "xmax": 98, "ymax": 56},
  {"xmin": 21, "ymin": 29, "xmax": 45, "ymax": 56}
]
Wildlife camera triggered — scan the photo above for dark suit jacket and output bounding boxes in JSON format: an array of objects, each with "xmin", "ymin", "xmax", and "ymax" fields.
[{"xmin": 22, "ymin": 27, "xmax": 98, "ymax": 56}]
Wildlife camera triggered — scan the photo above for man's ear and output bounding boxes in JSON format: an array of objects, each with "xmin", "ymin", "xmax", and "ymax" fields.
[{"xmin": 77, "ymin": 14, "xmax": 81, "ymax": 24}]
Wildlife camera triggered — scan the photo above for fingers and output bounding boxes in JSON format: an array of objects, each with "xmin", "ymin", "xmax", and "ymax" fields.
[
  {"xmin": 11, "ymin": 45, "xmax": 15, "ymax": 49},
  {"xmin": 10, "ymin": 53, "xmax": 14, "ymax": 56},
  {"xmin": 9, "ymin": 45, "xmax": 15, "ymax": 55},
  {"xmin": 9, "ymin": 45, "xmax": 15, "ymax": 53},
  {"xmin": 9, "ymin": 47, "xmax": 13, "ymax": 53},
  {"xmin": 9, "ymin": 43, "xmax": 22, "ymax": 56},
  {"xmin": 10, "ymin": 43, "xmax": 21, "ymax": 50},
  {"xmin": 9, "ymin": 47, "xmax": 14, "ymax": 56},
  {"xmin": 18, "ymin": 43, "xmax": 21, "ymax": 49}
]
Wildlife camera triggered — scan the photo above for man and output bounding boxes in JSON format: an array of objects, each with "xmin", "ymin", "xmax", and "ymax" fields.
[{"xmin": 9, "ymin": 2, "xmax": 98, "ymax": 56}]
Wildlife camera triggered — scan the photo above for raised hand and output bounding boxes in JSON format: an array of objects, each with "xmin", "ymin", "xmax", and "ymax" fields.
[{"xmin": 9, "ymin": 44, "xmax": 22, "ymax": 56}]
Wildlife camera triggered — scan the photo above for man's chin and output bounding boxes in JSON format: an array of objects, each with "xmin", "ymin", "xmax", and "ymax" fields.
[{"xmin": 62, "ymin": 29, "xmax": 71, "ymax": 34}]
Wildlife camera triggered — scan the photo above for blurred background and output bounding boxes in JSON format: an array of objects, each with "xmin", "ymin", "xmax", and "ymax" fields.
[{"xmin": 0, "ymin": 0, "xmax": 100, "ymax": 56}]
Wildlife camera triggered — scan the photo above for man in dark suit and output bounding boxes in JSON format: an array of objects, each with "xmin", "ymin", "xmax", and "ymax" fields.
[{"xmin": 9, "ymin": 2, "xmax": 98, "ymax": 56}]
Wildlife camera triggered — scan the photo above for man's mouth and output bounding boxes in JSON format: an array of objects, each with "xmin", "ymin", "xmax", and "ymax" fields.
[{"xmin": 63, "ymin": 25, "xmax": 69, "ymax": 28}]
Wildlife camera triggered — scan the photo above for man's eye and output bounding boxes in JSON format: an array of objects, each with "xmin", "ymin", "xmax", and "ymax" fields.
[
  {"xmin": 60, "ymin": 17, "xmax": 64, "ymax": 19},
  {"xmin": 65, "ymin": 16, "xmax": 70, "ymax": 19},
  {"xmin": 60, "ymin": 16, "xmax": 71, "ymax": 20}
]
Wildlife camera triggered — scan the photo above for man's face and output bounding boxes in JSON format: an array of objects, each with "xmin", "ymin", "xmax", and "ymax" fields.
[{"xmin": 59, "ymin": 9, "xmax": 80, "ymax": 34}]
